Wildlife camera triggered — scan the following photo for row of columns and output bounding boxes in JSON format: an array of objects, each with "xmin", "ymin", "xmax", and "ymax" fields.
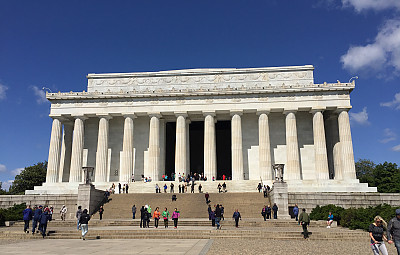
[{"xmin": 46, "ymin": 108, "xmax": 356, "ymax": 183}]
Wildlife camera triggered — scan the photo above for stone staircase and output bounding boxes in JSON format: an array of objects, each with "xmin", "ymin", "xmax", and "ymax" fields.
[{"xmin": 98, "ymin": 192, "xmax": 271, "ymax": 219}]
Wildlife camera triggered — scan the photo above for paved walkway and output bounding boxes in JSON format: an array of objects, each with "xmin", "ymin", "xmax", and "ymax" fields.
[{"xmin": 0, "ymin": 239, "xmax": 213, "ymax": 255}]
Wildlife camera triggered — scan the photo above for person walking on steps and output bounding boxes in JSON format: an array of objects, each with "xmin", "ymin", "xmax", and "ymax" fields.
[
  {"xmin": 272, "ymin": 203, "xmax": 278, "ymax": 219},
  {"xmin": 266, "ymin": 205, "xmax": 272, "ymax": 219},
  {"xmin": 99, "ymin": 206, "xmax": 104, "ymax": 220},
  {"xmin": 140, "ymin": 206, "xmax": 146, "ymax": 228},
  {"xmin": 132, "ymin": 204, "xmax": 136, "ymax": 219},
  {"xmin": 39, "ymin": 209, "xmax": 50, "ymax": 238},
  {"xmin": 293, "ymin": 204, "xmax": 299, "ymax": 222},
  {"xmin": 76, "ymin": 206, "xmax": 82, "ymax": 230},
  {"xmin": 217, "ymin": 183, "xmax": 222, "ymax": 193},
  {"xmin": 261, "ymin": 206, "xmax": 267, "ymax": 221},
  {"xmin": 60, "ymin": 205, "xmax": 67, "ymax": 221},
  {"xmin": 32, "ymin": 205, "xmax": 43, "ymax": 235},
  {"xmin": 153, "ymin": 207, "xmax": 161, "ymax": 228},
  {"xmin": 387, "ymin": 208, "xmax": 400, "ymax": 255},
  {"xmin": 162, "ymin": 208, "xmax": 171, "ymax": 228},
  {"xmin": 299, "ymin": 208, "xmax": 311, "ymax": 239},
  {"xmin": 79, "ymin": 209, "xmax": 91, "ymax": 240},
  {"xmin": 172, "ymin": 208, "xmax": 181, "ymax": 229},
  {"xmin": 215, "ymin": 204, "xmax": 222, "ymax": 230},
  {"xmin": 233, "ymin": 209, "xmax": 241, "ymax": 228},
  {"xmin": 23, "ymin": 205, "xmax": 33, "ymax": 233},
  {"xmin": 369, "ymin": 215, "xmax": 388, "ymax": 255}
]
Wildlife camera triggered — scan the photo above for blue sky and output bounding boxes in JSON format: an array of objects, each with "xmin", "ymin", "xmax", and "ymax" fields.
[{"xmin": 1, "ymin": 0, "xmax": 399, "ymax": 189}]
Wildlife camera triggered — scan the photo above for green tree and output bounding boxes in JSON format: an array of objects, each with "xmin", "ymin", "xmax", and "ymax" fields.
[
  {"xmin": 8, "ymin": 161, "xmax": 47, "ymax": 195},
  {"xmin": 355, "ymin": 159, "xmax": 375, "ymax": 184},
  {"xmin": 373, "ymin": 162, "xmax": 400, "ymax": 193}
]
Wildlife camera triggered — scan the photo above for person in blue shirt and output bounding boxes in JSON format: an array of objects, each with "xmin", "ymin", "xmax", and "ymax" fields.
[
  {"xmin": 293, "ymin": 204, "xmax": 299, "ymax": 222},
  {"xmin": 22, "ymin": 205, "xmax": 33, "ymax": 233},
  {"xmin": 232, "ymin": 209, "xmax": 242, "ymax": 228},
  {"xmin": 327, "ymin": 212, "xmax": 334, "ymax": 228},
  {"xmin": 32, "ymin": 205, "xmax": 43, "ymax": 235},
  {"xmin": 39, "ymin": 210, "xmax": 50, "ymax": 238}
]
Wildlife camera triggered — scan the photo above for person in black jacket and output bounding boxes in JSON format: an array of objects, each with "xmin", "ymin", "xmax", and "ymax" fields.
[
  {"xmin": 266, "ymin": 205, "xmax": 272, "ymax": 219},
  {"xmin": 272, "ymin": 203, "xmax": 278, "ymax": 219},
  {"xmin": 140, "ymin": 206, "xmax": 146, "ymax": 228},
  {"xmin": 79, "ymin": 209, "xmax": 91, "ymax": 240}
]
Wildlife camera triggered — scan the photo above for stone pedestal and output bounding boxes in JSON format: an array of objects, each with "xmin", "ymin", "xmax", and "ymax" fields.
[
  {"xmin": 270, "ymin": 182, "xmax": 290, "ymax": 219},
  {"xmin": 77, "ymin": 184, "xmax": 106, "ymax": 215}
]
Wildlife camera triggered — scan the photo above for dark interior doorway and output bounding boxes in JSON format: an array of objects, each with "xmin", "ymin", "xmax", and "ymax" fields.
[
  {"xmin": 189, "ymin": 121, "xmax": 204, "ymax": 175},
  {"xmin": 216, "ymin": 121, "xmax": 231, "ymax": 179},
  {"xmin": 165, "ymin": 122, "xmax": 176, "ymax": 178}
]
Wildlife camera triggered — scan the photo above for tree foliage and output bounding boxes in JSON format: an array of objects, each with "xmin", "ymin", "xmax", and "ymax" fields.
[
  {"xmin": 310, "ymin": 204, "xmax": 397, "ymax": 231},
  {"xmin": 8, "ymin": 161, "xmax": 47, "ymax": 195},
  {"xmin": 355, "ymin": 159, "xmax": 400, "ymax": 193},
  {"xmin": 0, "ymin": 203, "xmax": 26, "ymax": 226}
]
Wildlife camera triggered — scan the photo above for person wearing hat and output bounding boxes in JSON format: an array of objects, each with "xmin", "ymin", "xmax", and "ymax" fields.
[{"xmin": 387, "ymin": 208, "xmax": 400, "ymax": 254}]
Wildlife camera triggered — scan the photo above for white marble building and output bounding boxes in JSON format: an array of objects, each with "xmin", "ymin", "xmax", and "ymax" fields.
[{"xmin": 28, "ymin": 65, "xmax": 377, "ymax": 194}]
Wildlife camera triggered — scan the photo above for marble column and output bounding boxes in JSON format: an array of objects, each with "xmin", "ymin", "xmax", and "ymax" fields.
[
  {"xmin": 175, "ymin": 113, "xmax": 187, "ymax": 176},
  {"xmin": 58, "ymin": 122, "xmax": 73, "ymax": 182},
  {"xmin": 231, "ymin": 112, "xmax": 244, "ymax": 180},
  {"xmin": 284, "ymin": 110, "xmax": 301, "ymax": 180},
  {"xmin": 311, "ymin": 109, "xmax": 330, "ymax": 180},
  {"xmin": 120, "ymin": 114, "xmax": 135, "ymax": 183},
  {"xmin": 147, "ymin": 114, "xmax": 161, "ymax": 181},
  {"xmin": 258, "ymin": 111, "xmax": 272, "ymax": 181},
  {"xmin": 337, "ymin": 108, "xmax": 356, "ymax": 179},
  {"xmin": 46, "ymin": 117, "xmax": 62, "ymax": 183},
  {"xmin": 204, "ymin": 113, "xmax": 217, "ymax": 181},
  {"xmin": 69, "ymin": 116, "xmax": 86, "ymax": 183},
  {"xmin": 95, "ymin": 115, "xmax": 112, "ymax": 183}
]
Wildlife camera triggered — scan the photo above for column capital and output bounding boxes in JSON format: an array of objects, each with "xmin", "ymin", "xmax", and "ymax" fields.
[
  {"xmin": 335, "ymin": 106, "xmax": 352, "ymax": 113},
  {"xmin": 174, "ymin": 112, "xmax": 188, "ymax": 118},
  {"xmin": 310, "ymin": 107, "xmax": 326, "ymax": 114},
  {"xmin": 202, "ymin": 111, "xmax": 216, "ymax": 117},
  {"xmin": 230, "ymin": 110, "xmax": 243, "ymax": 116},
  {"xmin": 148, "ymin": 112, "xmax": 162, "ymax": 118},
  {"xmin": 283, "ymin": 108, "xmax": 298, "ymax": 115},
  {"xmin": 122, "ymin": 113, "xmax": 137, "ymax": 119},
  {"xmin": 256, "ymin": 109, "xmax": 271, "ymax": 115},
  {"xmin": 71, "ymin": 115, "xmax": 88, "ymax": 120},
  {"xmin": 49, "ymin": 114, "xmax": 68, "ymax": 121},
  {"xmin": 96, "ymin": 114, "xmax": 113, "ymax": 120}
]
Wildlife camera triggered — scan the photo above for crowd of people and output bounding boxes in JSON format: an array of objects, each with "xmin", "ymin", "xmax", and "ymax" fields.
[
  {"xmin": 137, "ymin": 205, "xmax": 181, "ymax": 229},
  {"xmin": 107, "ymin": 183, "xmax": 130, "ymax": 194}
]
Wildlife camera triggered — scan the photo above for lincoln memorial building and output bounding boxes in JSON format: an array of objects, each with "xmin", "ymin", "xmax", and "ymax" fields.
[{"xmin": 29, "ymin": 65, "xmax": 376, "ymax": 194}]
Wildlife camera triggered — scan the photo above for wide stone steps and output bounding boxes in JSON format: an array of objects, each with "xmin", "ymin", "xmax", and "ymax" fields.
[
  {"xmin": 99, "ymin": 192, "xmax": 271, "ymax": 219},
  {"xmin": 0, "ymin": 228, "xmax": 368, "ymax": 241}
]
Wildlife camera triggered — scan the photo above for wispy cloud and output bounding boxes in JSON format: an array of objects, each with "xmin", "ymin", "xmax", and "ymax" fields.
[
  {"xmin": 350, "ymin": 107, "xmax": 370, "ymax": 125},
  {"xmin": 392, "ymin": 144, "xmax": 400, "ymax": 152},
  {"xmin": 0, "ymin": 83, "xmax": 8, "ymax": 100},
  {"xmin": 381, "ymin": 93, "xmax": 400, "ymax": 110},
  {"xmin": 31, "ymin": 86, "xmax": 48, "ymax": 104},
  {"xmin": 0, "ymin": 164, "xmax": 6, "ymax": 172},
  {"xmin": 1, "ymin": 180, "xmax": 13, "ymax": 191},
  {"xmin": 341, "ymin": 19, "xmax": 400, "ymax": 76},
  {"xmin": 380, "ymin": 128, "xmax": 397, "ymax": 143},
  {"xmin": 342, "ymin": 0, "xmax": 400, "ymax": 12},
  {"xmin": 11, "ymin": 167, "xmax": 23, "ymax": 176}
]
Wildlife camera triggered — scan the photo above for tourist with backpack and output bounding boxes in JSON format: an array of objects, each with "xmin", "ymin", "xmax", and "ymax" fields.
[
  {"xmin": 23, "ymin": 205, "xmax": 33, "ymax": 233},
  {"xmin": 79, "ymin": 209, "xmax": 91, "ymax": 240}
]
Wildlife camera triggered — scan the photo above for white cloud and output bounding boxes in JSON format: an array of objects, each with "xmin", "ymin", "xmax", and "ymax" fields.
[
  {"xmin": 392, "ymin": 144, "xmax": 400, "ymax": 152},
  {"xmin": 0, "ymin": 83, "xmax": 8, "ymax": 100},
  {"xmin": 380, "ymin": 128, "xmax": 397, "ymax": 143},
  {"xmin": 0, "ymin": 164, "xmax": 6, "ymax": 172},
  {"xmin": 341, "ymin": 19, "xmax": 400, "ymax": 75},
  {"xmin": 1, "ymin": 180, "xmax": 13, "ymax": 191},
  {"xmin": 381, "ymin": 92, "xmax": 400, "ymax": 110},
  {"xmin": 31, "ymin": 86, "xmax": 48, "ymax": 104},
  {"xmin": 342, "ymin": 0, "xmax": 400, "ymax": 12},
  {"xmin": 349, "ymin": 107, "xmax": 370, "ymax": 125},
  {"xmin": 11, "ymin": 167, "xmax": 23, "ymax": 176}
]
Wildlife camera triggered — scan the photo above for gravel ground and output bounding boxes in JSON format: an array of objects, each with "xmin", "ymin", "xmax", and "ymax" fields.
[
  {"xmin": 0, "ymin": 239, "xmax": 30, "ymax": 245},
  {"xmin": 207, "ymin": 239, "xmax": 398, "ymax": 255}
]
